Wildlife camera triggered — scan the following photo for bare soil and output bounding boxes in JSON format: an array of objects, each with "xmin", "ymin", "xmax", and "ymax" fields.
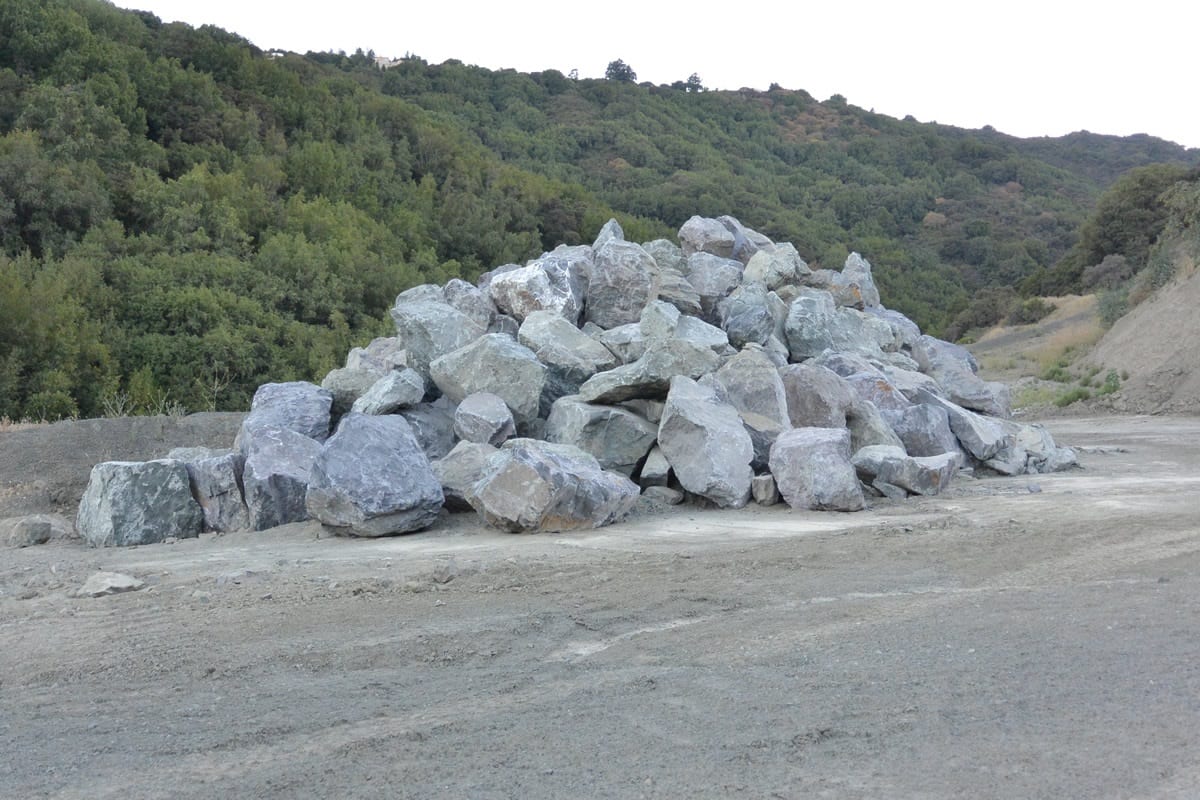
[{"xmin": 3, "ymin": 415, "xmax": 1200, "ymax": 798}]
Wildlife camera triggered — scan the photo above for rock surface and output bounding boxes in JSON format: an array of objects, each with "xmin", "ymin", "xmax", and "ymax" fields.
[
  {"xmin": 76, "ymin": 460, "xmax": 203, "ymax": 547},
  {"xmin": 242, "ymin": 428, "xmax": 322, "ymax": 531},
  {"xmin": 657, "ymin": 377, "xmax": 754, "ymax": 508},
  {"xmin": 769, "ymin": 428, "xmax": 864, "ymax": 512}
]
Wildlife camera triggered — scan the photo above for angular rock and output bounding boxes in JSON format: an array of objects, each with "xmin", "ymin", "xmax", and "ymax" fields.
[
  {"xmin": 768, "ymin": 428, "xmax": 865, "ymax": 512},
  {"xmin": 242, "ymin": 428, "xmax": 323, "ymax": 531},
  {"xmin": 453, "ymin": 392, "xmax": 516, "ymax": 446},
  {"xmin": 828, "ymin": 308, "xmax": 893, "ymax": 358},
  {"xmin": 430, "ymin": 334, "xmax": 546, "ymax": 427},
  {"xmin": 852, "ymin": 445, "xmax": 960, "ymax": 496},
  {"xmin": 892, "ymin": 403, "xmax": 961, "ymax": 458},
  {"xmin": 642, "ymin": 238, "xmax": 687, "ymax": 273},
  {"xmin": 784, "ymin": 288, "xmax": 837, "ymax": 361},
  {"xmin": 655, "ymin": 265, "xmax": 704, "ymax": 317},
  {"xmin": 913, "ymin": 390, "xmax": 1011, "ymax": 462},
  {"xmin": 744, "ymin": 243, "xmax": 809, "ymax": 290},
  {"xmin": 305, "ymin": 414, "xmax": 443, "ymax": 536},
  {"xmin": 432, "ymin": 441, "xmax": 498, "ymax": 512},
  {"xmin": 351, "ymin": 368, "xmax": 426, "ymax": 415},
  {"xmin": 641, "ymin": 486, "xmax": 684, "ymax": 506},
  {"xmin": 545, "ymin": 396, "xmax": 658, "ymax": 476},
  {"xmin": 779, "ymin": 363, "xmax": 855, "ymax": 428},
  {"xmin": 847, "ymin": 398, "xmax": 905, "ymax": 452},
  {"xmin": 711, "ymin": 349, "xmax": 791, "ymax": 470},
  {"xmin": 678, "ymin": 215, "xmax": 737, "ymax": 259},
  {"xmin": 866, "ymin": 306, "xmax": 923, "ymax": 352},
  {"xmin": 984, "ymin": 420, "xmax": 1079, "ymax": 476},
  {"xmin": 237, "ymin": 381, "xmax": 332, "ymax": 452},
  {"xmin": 442, "ymin": 278, "xmax": 496, "ymax": 330},
  {"xmin": 675, "ymin": 315, "xmax": 731, "ymax": 354},
  {"xmin": 488, "ymin": 246, "xmax": 589, "ymax": 324},
  {"xmin": 390, "ymin": 298, "xmax": 486, "ymax": 380},
  {"xmin": 585, "ymin": 240, "xmax": 657, "ymax": 329},
  {"xmin": 841, "ymin": 252, "xmax": 881, "ymax": 308},
  {"xmin": 77, "ymin": 572, "xmax": 144, "ymax": 597},
  {"xmin": 639, "ymin": 300, "xmax": 682, "ymax": 341},
  {"xmin": 489, "ymin": 314, "xmax": 521, "ymax": 337},
  {"xmin": 593, "ymin": 323, "xmax": 648, "ymax": 365},
  {"xmin": 842, "ymin": 372, "xmax": 913, "ymax": 419},
  {"xmin": 1, "ymin": 516, "xmax": 52, "ymax": 547},
  {"xmin": 717, "ymin": 282, "xmax": 774, "ymax": 348},
  {"xmin": 578, "ymin": 338, "xmax": 721, "ymax": 404},
  {"xmin": 716, "ymin": 215, "xmax": 773, "ymax": 264},
  {"xmin": 913, "ymin": 335, "xmax": 1011, "ymax": 418},
  {"xmin": 658, "ymin": 376, "xmax": 754, "ymax": 508},
  {"xmin": 401, "ymin": 399, "xmax": 458, "ymax": 461},
  {"xmin": 519, "ymin": 311, "xmax": 618, "ymax": 373},
  {"xmin": 593, "ymin": 218, "xmax": 624, "ymax": 247},
  {"xmin": 752, "ymin": 474, "xmax": 780, "ymax": 506},
  {"xmin": 76, "ymin": 460, "xmax": 203, "ymax": 547},
  {"xmin": 467, "ymin": 439, "xmax": 639, "ymax": 532},
  {"xmin": 684, "ymin": 252, "xmax": 743, "ymax": 321},
  {"xmin": 167, "ymin": 447, "xmax": 248, "ymax": 533},
  {"xmin": 639, "ymin": 445, "xmax": 671, "ymax": 487},
  {"xmin": 321, "ymin": 367, "xmax": 379, "ymax": 417},
  {"xmin": 346, "ymin": 336, "xmax": 409, "ymax": 375}
]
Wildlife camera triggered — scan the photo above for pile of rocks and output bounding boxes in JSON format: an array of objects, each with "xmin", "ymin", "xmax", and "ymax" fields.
[{"xmin": 75, "ymin": 215, "xmax": 1076, "ymax": 545}]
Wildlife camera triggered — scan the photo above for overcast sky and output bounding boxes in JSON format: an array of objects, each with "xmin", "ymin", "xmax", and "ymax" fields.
[{"xmin": 116, "ymin": 0, "xmax": 1199, "ymax": 148}]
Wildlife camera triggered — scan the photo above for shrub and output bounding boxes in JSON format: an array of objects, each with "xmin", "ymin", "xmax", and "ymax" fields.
[{"xmin": 1055, "ymin": 387, "xmax": 1091, "ymax": 407}]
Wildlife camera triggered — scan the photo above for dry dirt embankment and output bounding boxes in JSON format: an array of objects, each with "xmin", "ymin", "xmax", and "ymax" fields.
[{"xmin": 0, "ymin": 413, "xmax": 244, "ymax": 518}]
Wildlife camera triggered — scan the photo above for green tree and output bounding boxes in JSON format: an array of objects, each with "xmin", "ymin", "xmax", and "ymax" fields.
[{"xmin": 604, "ymin": 59, "xmax": 636, "ymax": 83}]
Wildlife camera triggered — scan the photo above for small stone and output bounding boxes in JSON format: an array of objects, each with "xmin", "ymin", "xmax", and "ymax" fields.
[{"xmin": 78, "ymin": 572, "xmax": 144, "ymax": 597}]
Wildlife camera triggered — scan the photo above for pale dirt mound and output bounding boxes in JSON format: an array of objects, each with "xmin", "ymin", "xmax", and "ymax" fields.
[{"xmin": 1085, "ymin": 254, "xmax": 1200, "ymax": 415}]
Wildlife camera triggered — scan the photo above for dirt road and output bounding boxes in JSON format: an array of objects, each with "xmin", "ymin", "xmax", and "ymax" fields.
[{"xmin": 3, "ymin": 416, "xmax": 1199, "ymax": 799}]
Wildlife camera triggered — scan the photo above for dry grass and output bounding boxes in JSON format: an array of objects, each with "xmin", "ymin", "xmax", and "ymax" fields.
[
  {"xmin": 1028, "ymin": 322, "xmax": 1105, "ymax": 372},
  {"xmin": 0, "ymin": 416, "xmax": 50, "ymax": 432}
]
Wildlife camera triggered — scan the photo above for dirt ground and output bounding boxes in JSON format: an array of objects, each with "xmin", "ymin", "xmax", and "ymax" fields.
[{"xmin": 3, "ymin": 414, "xmax": 1200, "ymax": 799}]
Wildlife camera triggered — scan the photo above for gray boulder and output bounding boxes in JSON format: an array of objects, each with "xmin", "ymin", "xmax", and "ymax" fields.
[
  {"xmin": 768, "ymin": 428, "xmax": 865, "ymax": 512},
  {"xmin": 593, "ymin": 218, "xmax": 624, "ymax": 248},
  {"xmin": 711, "ymin": 349, "xmax": 791, "ymax": 470},
  {"xmin": 783, "ymin": 288, "xmax": 837, "ymax": 361},
  {"xmin": 913, "ymin": 390, "xmax": 1011, "ymax": 462},
  {"xmin": 76, "ymin": 460, "xmax": 203, "ymax": 547},
  {"xmin": 716, "ymin": 215, "xmax": 773, "ymax": 263},
  {"xmin": 752, "ymin": 474, "xmax": 780, "ymax": 506},
  {"xmin": 442, "ymin": 278, "xmax": 497, "ymax": 330},
  {"xmin": 467, "ymin": 439, "xmax": 639, "ymax": 532},
  {"xmin": 639, "ymin": 445, "xmax": 672, "ymax": 487},
  {"xmin": 390, "ymin": 297, "xmax": 486, "ymax": 380},
  {"xmin": 167, "ymin": 447, "xmax": 248, "ymax": 533},
  {"xmin": 639, "ymin": 300, "xmax": 681, "ymax": 341},
  {"xmin": 593, "ymin": 323, "xmax": 648, "ymax": 364},
  {"xmin": 545, "ymin": 395, "xmax": 658, "ymax": 476},
  {"xmin": 913, "ymin": 335, "xmax": 1011, "ymax": 418},
  {"xmin": 717, "ymin": 282, "xmax": 775, "ymax": 348},
  {"xmin": 242, "ymin": 428, "xmax": 322, "ymax": 531},
  {"xmin": 351, "ymin": 368, "xmax": 426, "ymax": 415},
  {"xmin": 585, "ymin": 240, "xmax": 657, "ymax": 329},
  {"xmin": 401, "ymin": 399, "xmax": 458, "ymax": 461},
  {"xmin": 984, "ymin": 420, "xmax": 1079, "ymax": 476},
  {"xmin": 1, "ymin": 515, "xmax": 64, "ymax": 547},
  {"xmin": 892, "ymin": 403, "xmax": 961, "ymax": 458},
  {"xmin": 852, "ymin": 445, "xmax": 960, "ymax": 496},
  {"xmin": 658, "ymin": 376, "xmax": 754, "ymax": 508},
  {"xmin": 432, "ymin": 441, "xmax": 498, "ymax": 512},
  {"xmin": 779, "ymin": 363, "xmax": 855, "ymax": 428},
  {"xmin": 237, "ymin": 381, "xmax": 332, "ymax": 452},
  {"xmin": 429, "ymin": 334, "xmax": 546, "ymax": 427},
  {"xmin": 453, "ymin": 392, "xmax": 516, "ymax": 446},
  {"xmin": 489, "ymin": 246, "xmax": 590, "ymax": 324},
  {"xmin": 675, "ymin": 315, "xmax": 732, "ymax": 354},
  {"xmin": 685, "ymin": 252, "xmax": 743, "ymax": 321},
  {"xmin": 847, "ymin": 398, "xmax": 905, "ymax": 452},
  {"xmin": 743, "ymin": 243, "xmax": 809, "ymax": 290},
  {"xmin": 866, "ymin": 306, "xmax": 923, "ymax": 352},
  {"xmin": 578, "ymin": 338, "xmax": 721, "ymax": 403},
  {"xmin": 305, "ymin": 414, "xmax": 443, "ymax": 536},
  {"xmin": 678, "ymin": 215, "xmax": 737, "ymax": 259},
  {"xmin": 642, "ymin": 238, "xmax": 687, "ymax": 273},
  {"xmin": 841, "ymin": 253, "xmax": 882, "ymax": 308},
  {"xmin": 656, "ymin": 266, "xmax": 704, "ymax": 317},
  {"xmin": 519, "ymin": 310, "xmax": 618, "ymax": 414},
  {"xmin": 346, "ymin": 336, "xmax": 409, "ymax": 375},
  {"xmin": 841, "ymin": 371, "xmax": 913, "ymax": 419},
  {"xmin": 321, "ymin": 367, "xmax": 379, "ymax": 417}
]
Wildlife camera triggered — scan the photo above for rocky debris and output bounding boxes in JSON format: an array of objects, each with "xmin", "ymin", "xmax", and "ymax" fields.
[
  {"xmin": 77, "ymin": 571, "xmax": 144, "ymax": 597},
  {"xmin": 545, "ymin": 396, "xmax": 658, "ymax": 476},
  {"xmin": 453, "ymin": 392, "xmax": 517, "ymax": 447},
  {"xmin": 78, "ymin": 214, "xmax": 1076, "ymax": 540},
  {"xmin": 242, "ymin": 428, "xmax": 322, "ymax": 531},
  {"xmin": 641, "ymin": 485, "xmax": 685, "ymax": 505},
  {"xmin": 658, "ymin": 376, "xmax": 754, "ymax": 508},
  {"xmin": 351, "ymin": 368, "xmax": 426, "ymax": 415},
  {"xmin": 306, "ymin": 414, "xmax": 443, "ymax": 536},
  {"xmin": 769, "ymin": 428, "xmax": 865, "ymax": 512},
  {"xmin": 76, "ymin": 460, "xmax": 203, "ymax": 547},
  {"xmin": 466, "ymin": 439, "xmax": 640, "ymax": 532},
  {"xmin": 430, "ymin": 334, "xmax": 546, "ymax": 428},
  {"xmin": 432, "ymin": 441, "xmax": 497, "ymax": 512},
  {"xmin": 167, "ymin": 447, "xmax": 248, "ymax": 533},
  {"xmin": 1, "ymin": 516, "xmax": 52, "ymax": 547},
  {"xmin": 236, "ymin": 382, "xmax": 332, "ymax": 451},
  {"xmin": 851, "ymin": 446, "xmax": 960, "ymax": 497}
]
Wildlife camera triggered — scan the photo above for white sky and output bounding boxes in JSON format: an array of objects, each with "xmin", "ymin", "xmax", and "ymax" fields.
[{"xmin": 116, "ymin": 0, "xmax": 1199, "ymax": 148}]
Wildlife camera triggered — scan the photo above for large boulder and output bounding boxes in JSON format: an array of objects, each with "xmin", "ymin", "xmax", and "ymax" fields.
[
  {"xmin": 684, "ymin": 252, "xmax": 743, "ymax": 322},
  {"xmin": 76, "ymin": 460, "xmax": 203, "ymax": 547},
  {"xmin": 592, "ymin": 323, "xmax": 648, "ymax": 365},
  {"xmin": 242, "ymin": 427, "xmax": 323, "ymax": 531},
  {"xmin": 236, "ymin": 381, "xmax": 332, "ymax": 452},
  {"xmin": 841, "ymin": 253, "xmax": 882, "ymax": 308},
  {"xmin": 913, "ymin": 390, "xmax": 1011, "ymax": 462},
  {"xmin": 453, "ymin": 392, "xmax": 516, "ymax": 447},
  {"xmin": 578, "ymin": 338, "xmax": 721, "ymax": 404},
  {"xmin": 913, "ymin": 335, "xmax": 1011, "ymax": 418},
  {"xmin": 320, "ymin": 367, "xmax": 380, "ymax": 417},
  {"xmin": 442, "ymin": 278, "xmax": 497, "ymax": 330},
  {"xmin": 585, "ymin": 240, "xmax": 657, "ymax": 329},
  {"xmin": 429, "ymin": 334, "xmax": 546, "ymax": 428},
  {"xmin": 351, "ymin": 368, "xmax": 426, "ymax": 415},
  {"xmin": 488, "ymin": 246, "xmax": 590, "ymax": 324},
  {"xmin": 852, "ymin": 445, "xmax": 960, "ymax": 497},
  {"xmin": 658, "ymin": 376, "xmax": 754, "ymax": 508},
  {"xmin": 345, "ymin": 336, "xmax": 409, "ymax": 375},
  {"xmin": 656, "ymin": 266, "xmax": 704, "ymax": 317},
  {"xmin": 717, "ymin": 282, "xmax": 775, "ymax": 348},
  {"xmin": 390, "ymin": 297, "xmax": 486, "ymax": 380},
  {"xmin": 768, "ymin": 428, "xmax": 865, "ymax": 512},
  {"xmin": 466, "ymin": 439, "xmax": 639, "ymax": 532},
  {"xmin": 519, "ymin": 310, "xmax": 618, "ymax": 414},
  {"xmin": 675, "ymin": 315, "xmax": 732, "ymax": 354},
  {"xmin": 743, "ymin": 243, "xmax": 809, "ymax": 290},
  {"xmin": 846, "ymin": 397, "xmax": 905, "ymax": 452},
  {"xmin": 545, "ymin": 395, "xmax": 658, "ymax": 475},
  {"xmin": 783, "ymin": 288, "xmax": 838, "ymax": 361},
  {"xmin": 710, "ymin": 348, "xmax": 791, "ymax": 470},
  {"xmin": 432, "ymin": 441, "xmax": 498, "ymax": 512},
  {"xmin": 305, "ymin": 414, "xmax": 443, "ymax": 536},
  {"xmin": 400, "ymin": 399, "xmax": 458, "ymax": 461},
  {"xmin": 891, "ymin": 403, "xmax": 961, "ymax": 458},
  {"xmin": 779, "ymin": 363, "xmax": 855, "ymax": 428},
  {"xmin": 167, "ymin": 447, "xmax": 248, "ymax": 533},
  {"xmin": 678, "ymin": 215, "xmax": 737, "ymax": 259},
  {"xmin": 716, "ymin": 215, "xmax": 773, "ymax": 263},
  {"xmin": 983, "ymin": 420, "xmax": 1079, "ymax": 476}
]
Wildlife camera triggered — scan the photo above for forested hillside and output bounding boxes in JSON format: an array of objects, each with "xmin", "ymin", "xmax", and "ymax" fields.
[{"xmin": 0, "ymin": 0, "xmax": 1196, "ymax": 420}]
